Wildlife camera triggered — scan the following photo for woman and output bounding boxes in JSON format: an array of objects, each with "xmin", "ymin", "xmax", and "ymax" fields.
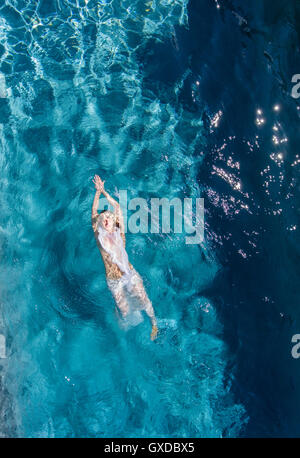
[{"xmin": 92, "ymin": 175, "xmax": 158, "ymax": 340}]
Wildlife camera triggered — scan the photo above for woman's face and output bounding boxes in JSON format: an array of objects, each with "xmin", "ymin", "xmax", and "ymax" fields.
[{"xmin": 98, "ymin": 211, "xmax": 116, "ymax": 233}]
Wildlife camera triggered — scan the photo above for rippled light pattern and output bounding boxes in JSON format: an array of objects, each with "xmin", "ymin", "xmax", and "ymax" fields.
[{"xmin": 0, "ymin": 0, "xmax": 247, "ymax": 438}]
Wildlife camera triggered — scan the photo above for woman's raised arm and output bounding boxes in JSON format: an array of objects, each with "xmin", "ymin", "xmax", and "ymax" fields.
[
  {"xmin": 91, "ymin": 175, "xmax": 104, "ymax": 231},
  {"xmin": 92, "ymin": 175, "xmax": 125, "ymax": 234}
]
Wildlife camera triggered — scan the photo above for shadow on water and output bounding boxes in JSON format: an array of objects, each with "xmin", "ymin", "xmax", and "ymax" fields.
[{"xmin": 185, "ymin": 0, "xmax": 300, "ymax": 437}]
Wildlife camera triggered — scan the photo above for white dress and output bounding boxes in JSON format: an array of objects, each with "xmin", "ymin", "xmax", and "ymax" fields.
[{"xmin": 97, "ymin": 225, "xmax": 155, "ymax": 326}]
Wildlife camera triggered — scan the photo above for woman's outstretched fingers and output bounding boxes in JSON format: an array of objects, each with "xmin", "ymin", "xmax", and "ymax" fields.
[
  {"xmin": 93, "ymin": 177, "xmax": 99, "ymax": 190},
  {"xmin": 93, "ymin": 175, "xmax": 105, "ymax": 192}
]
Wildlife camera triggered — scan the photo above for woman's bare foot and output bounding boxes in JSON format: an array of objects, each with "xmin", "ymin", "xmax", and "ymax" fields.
[{"xmin": 150, "ymin": 325, "xmax": 158, "ymax": 341}]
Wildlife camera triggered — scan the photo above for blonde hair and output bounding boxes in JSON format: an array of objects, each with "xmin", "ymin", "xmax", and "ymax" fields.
[{"xmin": 97, "ymin": 211, "xmax": 120, "ymax": 229}]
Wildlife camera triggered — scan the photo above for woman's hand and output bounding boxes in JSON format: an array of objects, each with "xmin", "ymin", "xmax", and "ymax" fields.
[{"xmin": 93, "ymin": 175, "xmax": 105, "ymax": 193}]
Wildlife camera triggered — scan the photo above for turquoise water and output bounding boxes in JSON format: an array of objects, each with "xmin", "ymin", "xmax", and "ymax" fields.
[{"xmin": 0, "ymin": 0, "xmax": 251, "ymax": 437}]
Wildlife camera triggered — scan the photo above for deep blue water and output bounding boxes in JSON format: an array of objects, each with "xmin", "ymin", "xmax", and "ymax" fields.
[{"xmin": 0, "ymin": 0, "xmax": 299, "ymax": 438}]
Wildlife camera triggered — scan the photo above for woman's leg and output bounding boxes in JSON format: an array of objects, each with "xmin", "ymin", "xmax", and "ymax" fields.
[
  {"xmin": 109, "ymin": 281, "xmax": 130, "ymax": 318},
  {"xmin": 130, "ymin": 272, "xmax": 158, "ymax": 339}
]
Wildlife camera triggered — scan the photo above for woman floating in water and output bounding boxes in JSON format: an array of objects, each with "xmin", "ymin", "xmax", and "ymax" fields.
[{"xmin": 92, "ymin": 175, "xmax": 158, "ymax": 340}]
